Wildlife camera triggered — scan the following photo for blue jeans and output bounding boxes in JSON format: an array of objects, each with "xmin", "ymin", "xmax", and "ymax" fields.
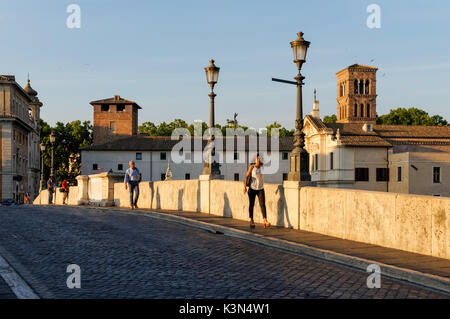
[{"xmin": 129, "ymin": 181, "xmax": 140, "ymax": 206}]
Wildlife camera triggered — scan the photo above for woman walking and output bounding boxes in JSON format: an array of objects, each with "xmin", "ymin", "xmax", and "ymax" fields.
[{"xmin": 244, "ymin": 154, "xmax": 271, "ymax": 229}]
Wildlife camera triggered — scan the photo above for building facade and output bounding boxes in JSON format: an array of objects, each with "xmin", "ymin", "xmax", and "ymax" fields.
[
  {"xmin": 81, "ymin": 95, "xmax": 291, "ymax": 184},
  {"xmin": 304, "ymin": 64, "xmax": 450, "ymax": 197},
  {"xmin": 0, "ymin": 76, "xmax": 42, "ymax": 202}
]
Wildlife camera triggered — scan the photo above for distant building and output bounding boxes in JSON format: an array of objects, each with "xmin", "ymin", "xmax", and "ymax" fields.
[
  {"xmin": 81, "ymin": 95, "xmax": 291, "ymax": 184},
  {"xmin": 304, "ymin": 64, "xmax": 450, "ymax": 197},
  {"xmin": 81, "ymin": 63, "xmax": 450, "ymax": 196},
  {"xmin": 0, "ymin": 76, "xmax": 42, "ymax": 202}
]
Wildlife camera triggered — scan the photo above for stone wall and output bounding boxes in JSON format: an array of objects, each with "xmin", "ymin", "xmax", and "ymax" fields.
[{"xmin": 300, "ymin": 187, "xmax": 449, "ymax": 259}]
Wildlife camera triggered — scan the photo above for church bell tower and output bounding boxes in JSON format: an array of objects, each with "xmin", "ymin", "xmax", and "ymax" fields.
[{"xmin": 336, "ymin": 64, "xmax": 378, "ymax": 124}]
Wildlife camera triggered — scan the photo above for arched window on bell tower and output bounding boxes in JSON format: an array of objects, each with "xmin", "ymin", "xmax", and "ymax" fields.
[
  {"xmin": 367, "ymin": 104, "xmax": 371, "ymax": 118},
  {"xmin": 359, "ymin": 80, "xmax": 364, "ymax": 95},
  {"xmin": 354, "ymin": 103, "xmax": 358, "ymax": 117},
  {"xmin": 365, "ymin": 80, "xmax": 370, "ymax": 94},
  {"xmin": 360, "ymin": 104, "xmax": 364, "ymax": 117},
  {"xmin": 354, "ymin": 80, "xmax": 358, "ymax": 94}
]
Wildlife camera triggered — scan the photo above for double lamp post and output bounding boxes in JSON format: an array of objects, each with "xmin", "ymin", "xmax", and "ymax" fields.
[{"xmin": 202, "ymin": 32, "xmax": 311, "ymax": 182}]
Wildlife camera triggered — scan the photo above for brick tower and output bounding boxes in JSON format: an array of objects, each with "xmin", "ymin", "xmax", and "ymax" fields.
[
  {"xmin": 91, "ymin": 95, "xmax": 141, "ymax": 145},
  {"xmin": 336, "ymin": 64, "xmax": 378, "ymax": 124}
]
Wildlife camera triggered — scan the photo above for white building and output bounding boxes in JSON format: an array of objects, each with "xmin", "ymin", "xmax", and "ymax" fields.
[{"xmin": 81, "ymin": 135, "xmax": 292, "ymax": 184}]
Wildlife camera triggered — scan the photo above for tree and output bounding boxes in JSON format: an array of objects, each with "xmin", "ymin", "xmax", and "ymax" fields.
[
  {"xmin": 323, "ymin": 114, "xmax": 337, "ymax": 124},
  {"xmin": 40, "ymin": 120, "xmax": 93, "ymax": 185},
  {"xmin": 377, "ymin": 107, "xmax": 448, "ymax": 126},
  {"xmin": 265, "ymin": 122, "xmax": 294, "ymax": 137}
]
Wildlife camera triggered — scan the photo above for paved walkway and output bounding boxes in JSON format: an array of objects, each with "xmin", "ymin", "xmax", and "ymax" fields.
[
  {"xmin": 0, "ymin": 205, "xmax": 447, "ymax": 299},
  {"xmin": 158, "ymin": 210, "xmax": 450, "ymax": 280}
]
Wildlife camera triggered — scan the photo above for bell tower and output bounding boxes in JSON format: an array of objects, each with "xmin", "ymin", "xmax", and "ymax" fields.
[{"xmin": 336, "ymin": 64, "xmax": 378, "ymax": 124}]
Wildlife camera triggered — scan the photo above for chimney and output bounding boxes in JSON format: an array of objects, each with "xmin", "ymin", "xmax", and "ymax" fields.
[{"xmin": 114, "ymin": 95, "xmax": 120, "ymax": 101}]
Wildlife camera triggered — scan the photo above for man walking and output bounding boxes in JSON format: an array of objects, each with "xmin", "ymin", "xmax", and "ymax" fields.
[{"xmin": 124, "ymin": 161, "xmax": 141, "ymax": 209}]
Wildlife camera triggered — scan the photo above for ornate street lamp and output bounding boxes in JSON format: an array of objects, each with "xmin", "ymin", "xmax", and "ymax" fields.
[
  {"xmin": 272, "ymin": 32, "xmax": 311, "ymax": 182},
  {"xmin": 50, "ymin": 131, "xmax": 56, "ymax": 182},
  {"xmin": 39, "ymin": 142, "xmax": 46, "ymax": 192},
  {"xmin": 202, "ymin": 59, "xmax": 221, "ymax": 176},
  {"xmin": 289, "ymin": 32, "xmax": 311, "ymax": 181}
]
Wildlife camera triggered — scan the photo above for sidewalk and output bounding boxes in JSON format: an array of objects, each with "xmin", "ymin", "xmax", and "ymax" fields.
[{"xmin": 140, "ymin": 209, "xmax": 450, "ymax": 294}]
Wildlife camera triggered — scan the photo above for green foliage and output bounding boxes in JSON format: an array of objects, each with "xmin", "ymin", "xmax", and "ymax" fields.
[
  {"xmin": 265, "ymin": 122, "xmax": 294, "ymax": 137},
  {"xmin": 323, "ymin": 114, "xmax": 337, "ymax": 124},
  {"xmin": 40, "ymin": 120, "xmax": 93, "ymax": 185},
  {"xmin": 377, "ymin": 107, "xmax": 448, "ymax": 126}
]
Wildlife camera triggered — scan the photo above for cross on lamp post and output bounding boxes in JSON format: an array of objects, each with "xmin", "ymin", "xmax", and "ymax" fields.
[
  {"xmin": 272, "ymin": 32, "xmax": 312, "ymax": 182},
  {"xmin": 202, "ymin": 59, "xmax": 221, "ymax": 176}
]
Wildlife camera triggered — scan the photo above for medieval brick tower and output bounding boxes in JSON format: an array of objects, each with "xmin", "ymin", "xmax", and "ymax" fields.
[
  {"xmin": 91, "ymin": 95, "xmax": 141, "ymax": 145},
  {"xmin": 336, "ymin": 64, "xmax": 378, "ymax": 124}
]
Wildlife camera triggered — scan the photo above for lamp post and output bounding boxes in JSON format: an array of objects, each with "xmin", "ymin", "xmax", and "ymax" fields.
[
  {"xmin": 50, "ymin": 131, "xmax": 56, "ymax": 183},
  {"xmin": 39, "ymin": 143, "xmax": 46, "ymax": 192},
  {"xmin": 289, "ymin": 32, "xmax": 311, "ymax": 181},
  {"xmin": 272, "ymin": 32, "xmax": 311, "ymax": 182},
  {"xmin": 202, "ymin": 59, "xmax": 221, "ymax": 176}
]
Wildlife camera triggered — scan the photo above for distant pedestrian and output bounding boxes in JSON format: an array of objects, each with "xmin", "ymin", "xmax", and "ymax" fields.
[
  {"xmin": 124, "ymin": 161, "xmax": 141, "ymax": 209},
  {"xmin": 61, "ymin": 179, "xmax": 69, "ymax": 205},
  {"xmin": 24, "ymin": 193, "xmax": 31, "ymax": 205},
  {"xmin": 244, "ymin": 154, "xmax": 270, "ymax": 229},
  {"xmin": 47, "ymin": 177, "xmax": 55, "ymax": 205}
]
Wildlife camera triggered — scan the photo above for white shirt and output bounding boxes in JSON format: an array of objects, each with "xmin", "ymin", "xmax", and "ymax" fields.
[{"xmin": 250, "ymin": 166, "xmax": 264, "ymax": 190}]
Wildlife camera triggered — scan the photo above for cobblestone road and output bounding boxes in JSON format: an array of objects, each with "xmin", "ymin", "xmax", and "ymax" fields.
[{"xmin": 0, "ymin": 205, "xmax": 447, "ymax": 299}]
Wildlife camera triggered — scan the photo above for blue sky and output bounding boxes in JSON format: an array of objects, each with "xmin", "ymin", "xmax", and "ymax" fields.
[{"xmin": 1, "ymin": 0, "xmax": 449, "ymax": 129}]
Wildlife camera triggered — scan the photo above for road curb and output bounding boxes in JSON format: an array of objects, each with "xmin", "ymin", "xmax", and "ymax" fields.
[{"xmin": 130, "ymin": 209, "xmax": 450, "ymax": 295}]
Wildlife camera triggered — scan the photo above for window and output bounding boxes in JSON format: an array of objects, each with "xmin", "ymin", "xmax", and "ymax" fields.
[
  {"xmin": 234, "ymin": 173, "xmax": 240, "ymax": 181},
  {"xmin": 118, "ymin": 164, "xmax": 123, "ymax": 171},
  {"xmin": 160, "ymin": 152, "xmax": 167, "ymax": 160},
  {"xmin": 234, "ymin": 152, "xmax": 239, "ymax": 161},
  {"xmin": 366, "ymin": 104, "xmax": 371, "ymax": 118},
  {"xmin": 93, "ymin": 164, "xmax": 98, "ymax": 171},
  {"xmin": 354, "ymin": 104, "xmax": 358, "ymax": 117},
  {"xmin": 282, "ymin": 152, "xmax": 289, "ymax": 160},
  {"xmin": 359, "ymin": 80, "xmax": 364, "ymax": 95},
  {"xmin": 355, "ymin": 168, "xmax": 369, "ymax": 182},
  {"xmin": 433, "ymin": 167, "xmax": 441, "ymax": 184},
  {"xmin": 283, "ymin": 173, "xmax": 288, "ymax": 181},
  {"xmin": 314, "ymin": 154, "xmax": 319, "ymax": 171},
  {"xmin": 354, "ymin": 80, "xmax": 358, "ymax": 94},
  {"xmin": 101, "ymin": 105, "xmax": 110, "ymax": 112},
  {"xmin": 116, "ymin": 105, "xmax": 125, "ymax": 112},
  {"xmin": 330, "ymin": 152, "xmax": 334, "ymax": 170},
  {"xmin": 161, "ymin": 173, "xmax": 166, "ymax": 181},
  {"xmin": 136, "ymin": 153, "xmax": 142, "ymax": 160},
  {"xmin": 185, "ymin": 173, "xmax": 191, "ymax": 180},
  {"xmin": 110, "ymin": 121, "xmax": 116, "ymax": 132},
  {"xmin": 397, "ymin": 167, "xmax": 402, "ymax": 182},
  {"xmin": 360, "ymin": 104, "xmax": 364, "ymax": 117},
  {"xmin": 376, "ymin": 168, "xmax": 389, "ymax": 182},
  {"xmin": 365, "ymin": 80, "xmax": 370, "ymax": 94}
]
